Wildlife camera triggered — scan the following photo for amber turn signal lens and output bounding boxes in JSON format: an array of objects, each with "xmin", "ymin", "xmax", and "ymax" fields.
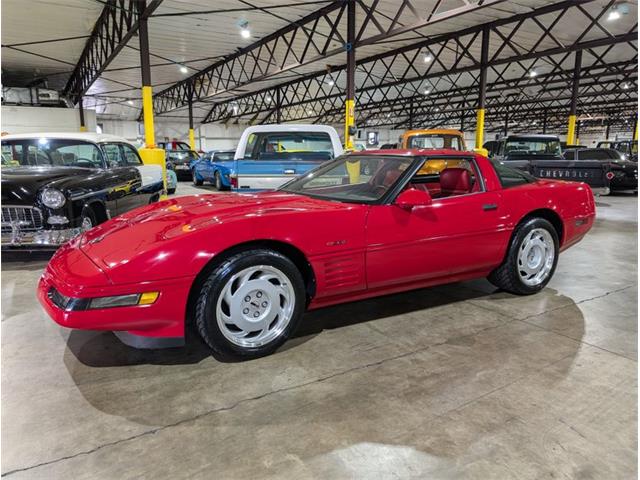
[{"xmin": 138, "ymin": 292, "xmax": 160, "ymax": 305}]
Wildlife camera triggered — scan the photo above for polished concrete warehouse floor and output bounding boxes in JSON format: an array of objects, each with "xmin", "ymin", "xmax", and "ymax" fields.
[{"xmin": 2, "ymin": 185, "xmax": 637, "ymax": 479}]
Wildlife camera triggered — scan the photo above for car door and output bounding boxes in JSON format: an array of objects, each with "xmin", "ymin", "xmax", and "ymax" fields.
[
  {"xmin": 365, "ymin": 157, "xmax": 507, "ymax": 289},
  {"xmin": 101, "ymin": 143, "xmax": 143, "ymax": 215},
  {"xmin": 204, "ymin": 152, "xmax": 216, "ymax": 179}
]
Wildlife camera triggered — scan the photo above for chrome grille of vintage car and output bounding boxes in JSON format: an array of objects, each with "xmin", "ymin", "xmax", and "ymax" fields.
[{"xmin": 1, "ymin": 206, "xmax": 45, "ymax": 234}]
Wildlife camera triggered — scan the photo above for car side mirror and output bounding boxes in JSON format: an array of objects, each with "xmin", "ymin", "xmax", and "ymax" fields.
[{"xmin": 395, "ymin": 188, "xmax": 432, "ymax": 210}]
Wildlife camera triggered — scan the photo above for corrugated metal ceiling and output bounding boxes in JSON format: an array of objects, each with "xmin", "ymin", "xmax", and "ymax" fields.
[{"xmin": 1, "ymin": 0, "xmax": 637, "ymax": 121}]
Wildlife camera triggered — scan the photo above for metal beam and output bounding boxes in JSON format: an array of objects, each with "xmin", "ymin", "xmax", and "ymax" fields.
[
  {"xmin": 63, "ymin": 0, "xmax": 163, "ymax": 104},
  {"xmin": 205, "ymin": 0, "xmax": 636, "ymax": 125},
  {"xmin": 155, "ymin": 0, "xmax": 504, "ymax": 116}
]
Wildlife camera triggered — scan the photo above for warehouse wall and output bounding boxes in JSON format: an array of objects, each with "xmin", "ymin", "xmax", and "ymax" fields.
[
  {"xmin": 1, "ymin": 105, "xmax": 97, "ymax": 133},
  {"xmin": 97, "ymin": 118, "xmax": 245, "ymax": 151}
]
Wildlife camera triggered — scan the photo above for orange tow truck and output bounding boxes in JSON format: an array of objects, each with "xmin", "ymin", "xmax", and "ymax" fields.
[
  {"xmin": 399, "ymin": 129, "xmax": 467, "ymax": 150},
  {"xmin": 399, "ymin": 129, "xmax": 467, "ymax": 174}
]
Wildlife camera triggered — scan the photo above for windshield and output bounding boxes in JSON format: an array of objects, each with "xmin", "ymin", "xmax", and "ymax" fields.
[
  {"xmin": 503, "ymin": 138, "xmax": 561, "ymax": 157},
  {"xmin": 213, "ymin": 151, "xmax": 235, "ymax": 162},
  {"xmin": 1, "ymin": 139, "xmax": 104, "ymax": 168},
  {"xmin": 281, "ymin": 155, "xmax": 413, "ymax": 203},
  {"xmin": 166, "ymin": 150, "xmax": 199, "ymax": 163},
  {"xmin": 244, "ymin": 131, "xmax": 334, "ymax": 161},
  {"xmin": 407, "ymin": 134, "xmax": 462, "ymax": 150}
]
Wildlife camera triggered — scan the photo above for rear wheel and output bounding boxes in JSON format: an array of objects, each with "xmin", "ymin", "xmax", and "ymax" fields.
[
  {"xmin": 488, "ymin": 217, "xmax": 559, "ymax": 295},
  {"xmin": 214, "ymin": 171, "xmax": 224, "ymax": 190},
  {"xmin": 192, "ymin": 170, "xmax": 203, "ymax": 186},
  {"xmin": 195, "ymin": 249, "xmax": 305, "ymax": 358}
]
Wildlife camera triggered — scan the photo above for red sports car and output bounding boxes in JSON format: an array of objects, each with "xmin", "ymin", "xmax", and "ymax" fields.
[{"xmin": 37, "ymin": 150, "xmax": 595, "ymax": 358}]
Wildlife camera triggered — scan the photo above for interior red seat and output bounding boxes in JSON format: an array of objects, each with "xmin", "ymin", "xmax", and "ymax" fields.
[
  {"xmin": 383, "ymin": 169, "xmax": 402, "ymax": 186},
  {"xmin": 440, "ymin": 168, "xmax": 471, "ymax": 196}
]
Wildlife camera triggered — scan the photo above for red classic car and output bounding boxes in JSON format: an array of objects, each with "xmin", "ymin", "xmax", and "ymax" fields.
[{"xmin": 37, "ymin": 150, "xmax": 595, "ymax": 358}]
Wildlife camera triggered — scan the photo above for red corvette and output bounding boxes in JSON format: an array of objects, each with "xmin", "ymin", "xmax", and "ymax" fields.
[{"xmin": 38, "ymin": 150, "xmax": 595, "ymax": 358}]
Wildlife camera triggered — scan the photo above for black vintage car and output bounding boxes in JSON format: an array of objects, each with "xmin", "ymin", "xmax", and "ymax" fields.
[
  {"xmin": 491, "ymin": 134, "xmax": 610, "ymax": 194},
  {"xmin": 1, "ymin": 133, "xmax": 163, "ymax": 250},
  {"xmin": 563, "ymin": 148, "xmax": 637, "ymax": 193}
]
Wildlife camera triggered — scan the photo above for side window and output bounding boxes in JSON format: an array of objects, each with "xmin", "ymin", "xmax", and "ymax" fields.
[
  {"xmin": 492, "ymin": 160, "xmax": 533, "ymax": 188},
  {"xmin": 121, "ymin": 143, "xmax": 143, "ymax": 165},
  {"xmin": 564, "ymin": 150, "xmax": 576, "ymax": 160},
  {"xmin": 408, "ymin": 158, "xmax": 483, "ymax": 198},
  {"xmin": 243, "ymin": 134, "xmax": 257, "ymax": 159},
  {"xmin": 102, "ymin": 143, "xmax": 123, "ymax": 168},
  {"xmin": 450, "ymin": 137, "xmax": 461, "ymax": 150}
]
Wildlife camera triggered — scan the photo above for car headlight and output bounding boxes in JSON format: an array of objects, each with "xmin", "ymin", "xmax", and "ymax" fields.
[{"xmin": 40, "ymin": 188, "xmax": 66, "ymax": 209}]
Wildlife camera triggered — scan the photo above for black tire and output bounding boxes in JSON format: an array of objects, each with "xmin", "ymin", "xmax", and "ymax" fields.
[
  {"xmin": 167, "ymin": 188, "xmax": 176, "ymax": 195},
  {"xmin": 214, "ymin": 171, "xmax": 224, "ymax": 191},
  {"xmin": 195, "ymin": 249, "xmax": 306, "ymax": 358},
  {"xmin": 192, "ymin": 170, "xmax": 203, "ymax": 186},
  {"xmin": 80, "ymin": 206, "xmax": 97, "ymax": 231},
  {"xmin": 488, "ymin": 217, "xmax": 559, "ymax": 295}
]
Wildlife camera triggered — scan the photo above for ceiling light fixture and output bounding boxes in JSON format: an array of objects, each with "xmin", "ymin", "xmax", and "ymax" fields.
[
  {"xmin": 423, "ymin": 88, "xmax": 430, "ymax": 95},
  {"xmin": 127, "ymin": 100, "xmax": 134, "ymax": 105},
  {"xmin": 179, "ymin": 65, "xmax": 188, "ymax": 74},
  {"xmin": 239, "ymin": 20, "xmax": 251, "ymax": 39},
  {"xmin": 423, "ymin": 53, "xmax": 433, "ymax": 63},
  {"xmin": 529, "ymin": 70, "xmax": 538, "ymax": 78},
  {"xmin": 607, "ymin": 1, "xmax": 629, "ymax": 21},
  {"xmin": 328, "ymin": 79, "xmax": 335, "ymax": 86},
  {"xmin": 622, "ymin": 82, "xmax": 630, "ymax": 89}
]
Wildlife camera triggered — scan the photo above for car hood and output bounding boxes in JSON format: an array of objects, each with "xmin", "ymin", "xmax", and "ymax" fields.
[
  {"xmin": 79, "ymin": 191, "xmax": 342, "ymax": 283},
  {"xmin": 1, "ymin": 166, "xmax": 94, "ymax": 205}
]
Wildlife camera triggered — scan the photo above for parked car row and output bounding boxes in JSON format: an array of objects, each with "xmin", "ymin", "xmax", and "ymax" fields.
[
  {"xmin": 484, "ymin": 134, "xmax": 637, "ymax": 195},
  {"xmin": 2, "ymin": 125, "xmax": 632, "ymax": 255}
]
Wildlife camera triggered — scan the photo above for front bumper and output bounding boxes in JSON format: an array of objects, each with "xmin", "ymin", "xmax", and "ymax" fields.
[
  {"xmin": 37, "ymin": 248, "xmax": 193, "ymax": 338},
  {"xmin": 1, "ymin": 227, "xmax": 83, "ymax": 249}
]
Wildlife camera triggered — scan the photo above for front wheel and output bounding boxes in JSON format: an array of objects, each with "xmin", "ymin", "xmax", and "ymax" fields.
[
  {"xmin": 80, "ymin": 207, "xmax": 97, "ymax": 231},
  {"xmin": 192, "ymin": 170, "xmax": 203, "ymax": 186},
  {"xmin": 488, "ymin": 218, "xmax": 559, "ymax": 295},
  {"xmin": 195, "ymin": 249, "xmax": 305, "ymax": 358}
]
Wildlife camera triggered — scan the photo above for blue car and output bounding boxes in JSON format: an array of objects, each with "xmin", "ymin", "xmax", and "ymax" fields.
[{"xmin": 190, "ymin": 150, "xmax": 235, "ymax": 190}]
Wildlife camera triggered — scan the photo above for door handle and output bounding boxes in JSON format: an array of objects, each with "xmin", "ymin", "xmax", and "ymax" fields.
[
  {"xmin": 284, "ymin": 169, "xmax": 296, "ymax": 174},
  {"xmin": 483, "ymin": 203, "xmax": 498, "ymax": 211}
]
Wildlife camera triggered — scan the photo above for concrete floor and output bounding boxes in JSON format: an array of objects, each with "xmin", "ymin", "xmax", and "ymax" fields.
[{"xmin": 2, "ymin": 183, "xmax": 637, "ymax": 479}]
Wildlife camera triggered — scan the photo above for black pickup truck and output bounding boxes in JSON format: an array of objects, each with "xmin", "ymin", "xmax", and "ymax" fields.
[{"xmin": 490, "ymin": 134, "xmax": 610, "ymax": 194}]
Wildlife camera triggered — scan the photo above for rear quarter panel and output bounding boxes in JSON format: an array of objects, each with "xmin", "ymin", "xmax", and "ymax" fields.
[{"xmin": 498, "ymin": 179, "xmax": 595, "ymax": 250}]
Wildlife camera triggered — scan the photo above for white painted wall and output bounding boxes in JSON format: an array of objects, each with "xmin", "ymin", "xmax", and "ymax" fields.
[
  {"xmin": 0, "ymin": 105, "xmax": 96, "ymax": 133},
  {"xmin": 97, "ymin": 117, "xmax": 247, "ymax": 151}
]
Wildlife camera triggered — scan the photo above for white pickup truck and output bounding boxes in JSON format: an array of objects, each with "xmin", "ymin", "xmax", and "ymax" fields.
[{"xmin": 228, "ymin": 124, "xmax": 344, "ymax": 190}]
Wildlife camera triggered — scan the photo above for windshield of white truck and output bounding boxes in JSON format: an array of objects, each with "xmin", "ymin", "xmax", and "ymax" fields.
[{"xmin": 243, "ymin": 132, "xmax": 334, "ymax": 161}]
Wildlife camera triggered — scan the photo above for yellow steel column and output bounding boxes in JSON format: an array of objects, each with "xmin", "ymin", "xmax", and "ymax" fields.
[
  {"xmin": 474, "ymin": 108, "xmax": 485, "ymax": 150},
  {"xmin": 344, "ymin": 99, "xmax": 355, "ymax": 150},
  {"xmin": 566, "ymin": 114, "xmax": 577, "ymax": 146},
  {"xmin": 137, "ymin": 2, "xmax": 167, "ymax": 199},
  {"xmin": 188, "ymin": 98, "xmax": 196, "ymax": 150},
  {"xmin": 344, "ymin": 0, "xmax": 356, "ymax": 152},
  {"xmin": 78, "ymin": 96, "xmax": 87, "ymax": 132},
  {"xmin": 566, "ymin": 51, "xmax": 582, "ymax": 146},
  {"xmin": 142, "ymin": 85, "xmax": 155, "ymax": 148},
  {"xmin": 473, "ymin": 27, "xmax": 489, "ymax": 157}
]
